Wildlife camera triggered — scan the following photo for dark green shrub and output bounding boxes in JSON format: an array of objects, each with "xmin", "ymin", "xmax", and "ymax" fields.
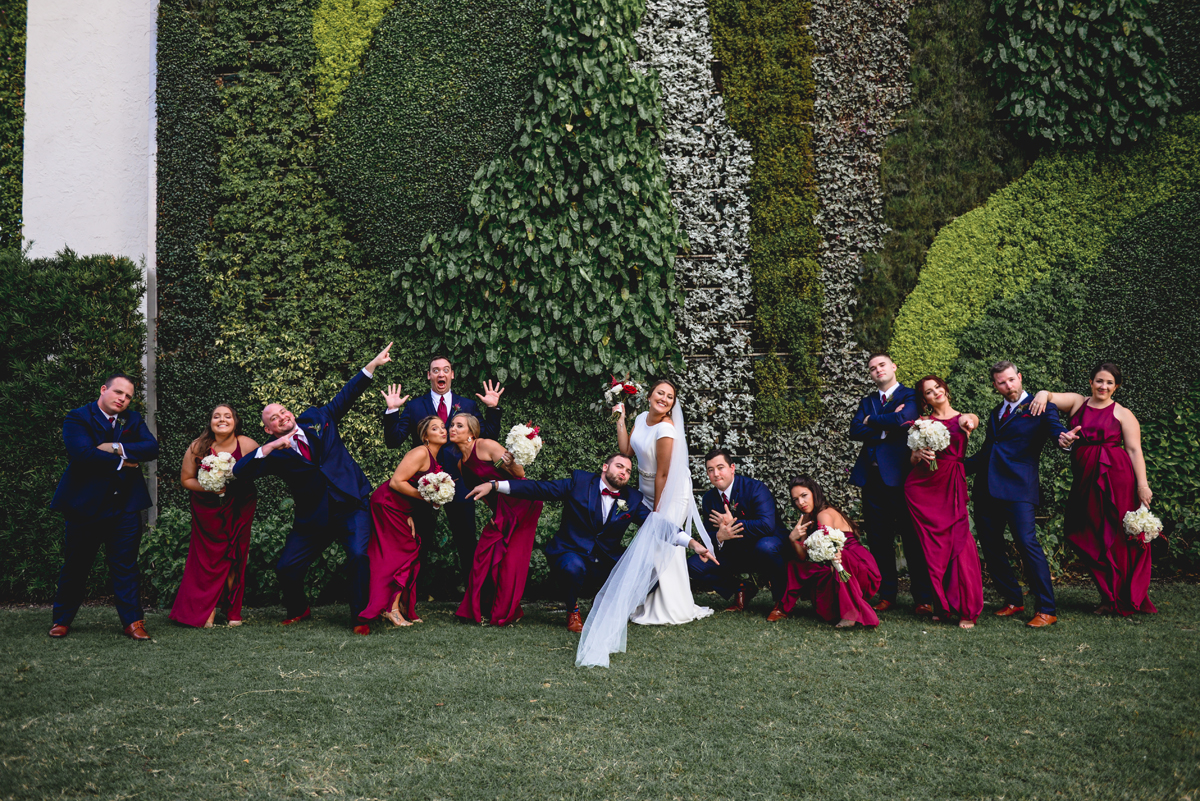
[
  {"xmin": 1151, "ymin": 0, "xmax": 1199, "ymax": 111},
  {"xmin": 0, "ymin": 0, "xmax": 24, "ymax": 249},
  {"xmin": 0, "ymin": 248, "xmax": 145, "ymax": 599},
  {"xmin": 710, "ymin": 0, "xmax": 821, "ymax": 427},
  {"xmin": 856, "ymin": 0, "xmax": 1028, "ymax": 353},
  {"xmin": 984, "ymin": 0, "xmax": 1179, "ymax": 147}
]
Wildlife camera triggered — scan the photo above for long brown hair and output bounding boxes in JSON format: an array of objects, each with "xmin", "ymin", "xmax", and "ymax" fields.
[
  {"xmin": 787, "ymin": 475, "xmax": 860, "ymax": 536},
  {"xmin": 914, "ymin": 375, "xmax": 950, "ymax": 414},
  {"xmin": 192, "ymin": 404, "xmax": 242, "ymax": 459}
]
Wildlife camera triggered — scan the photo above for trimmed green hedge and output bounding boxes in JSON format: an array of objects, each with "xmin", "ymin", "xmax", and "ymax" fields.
[
  {"xmin": 0, "ymin": 249, "xmax": 146, "ymax": 599},
  {"xmin": 891, "ymin": 113, "xmax": 1200, "ymax": 384},
  {"xmin": 984, "ymin": 0, "xmax": 1178, "ymax": 147},
  {"xmin": 312, "ymin": 0, "xmax": 393, "ymax": 121},
  {"xmin": 1152, "ymin": 0, "xmax": 1199, "ymax": 111},
  {"xmin": 0, "ymin": 0, "xmax": 24, "ymax": 249},
  {"xmin": 710, "ymin": 0, "xmax": 821, "ymax": 428},
  {"xmin": 855, "ymin": 0, "xmax": 1028, "ymax": 354}
]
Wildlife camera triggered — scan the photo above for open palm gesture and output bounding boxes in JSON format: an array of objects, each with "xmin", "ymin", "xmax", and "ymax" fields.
[{"xmin": 476, "ymin": 380, "xmax": 506, "ymax": 408}]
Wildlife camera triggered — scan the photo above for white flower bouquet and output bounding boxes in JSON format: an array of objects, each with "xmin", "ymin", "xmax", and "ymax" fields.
[
  {"xmin": 1122, "ymin": 505, "xmax": 1163, "ymax": 546},
  {"xmin": 197, "ymin": 451, "xmax": 236, "ymax": 496},
  {"xmin": 805, "ymin": 525, "xmax": 851, "ymax": 583},
  {"xmin": 505, "ymin": 421, "xmax": 543, "ymax": 466},
  {"xmin": 907, "ymin": 417, "xmax": 952, "ymax": 471},
  {"xmin": 417, "ymin": 471, "xmax": 455, "ymax": 508},
  {"xmin": 591, "ymin": 374, "xmax": 646, "ymax": 421}
]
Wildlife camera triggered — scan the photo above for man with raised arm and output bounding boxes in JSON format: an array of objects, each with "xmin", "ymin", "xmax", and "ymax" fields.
[
  {"xmin": 848, "ymin": 352, "xmax": 934, "ymax": 615},
  {"xmin": 966, "ymin": 360, "xmax": 1066, "ymax": 628},
  {"xmin": 233, "ymin": 343, "xmax": 394, "ymax": 635}
]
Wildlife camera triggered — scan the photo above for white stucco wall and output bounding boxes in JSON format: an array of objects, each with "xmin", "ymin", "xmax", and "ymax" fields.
[{"xmin": 23, "ymin": 0, "xmax": 160, "ymax": 511}]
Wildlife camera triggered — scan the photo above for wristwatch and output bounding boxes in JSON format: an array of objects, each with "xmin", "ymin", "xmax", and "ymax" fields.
[
  {"xmin": 490, "ymin": 479, "xmax": 498, "ymax": 493},
  {"xmin": 111, "ymin": 443, "xmax": 120, "ymax": 453}
]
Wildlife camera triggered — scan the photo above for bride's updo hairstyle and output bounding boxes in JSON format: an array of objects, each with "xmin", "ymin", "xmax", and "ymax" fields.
[
  {"xmin": 450, "ymin": 411, "xmax": 481, "ymax": 439},
  {"xmin": 647, "ymin": 377, "xmax": 680, "ymax": 412}
]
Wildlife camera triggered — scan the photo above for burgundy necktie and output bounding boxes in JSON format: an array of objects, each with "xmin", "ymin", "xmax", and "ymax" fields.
[
  {"xmin": 601, "ymin": 488, "xmax": 620, "ymax": 498},
  {"xmin": 880, "ymin": 392, "xmax": 888, "ymax": 405},
  {"xmin": 296, "ymin": 438, "xmax": 311, "ymax": 461},
  {"xmin": 1001, "ymin": 405, "xmax": 1012, "ymax": 422},
  {"xmin": 437, "ymin": 396, "xmax": 448, "ymax": 424},
  {"xmin": 721, "ymin": 492, "xmax": 730, "ymax": 508}
]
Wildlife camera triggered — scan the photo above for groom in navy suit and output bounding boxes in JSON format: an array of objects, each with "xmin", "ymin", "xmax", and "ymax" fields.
[
  {"xmin": 687, "ymin": 448, "xmax": 787, "ymax": 618},
  {"xmin": 966, "ymin": 360, "xmax": 1065, "ymax": 628},
  {"xmin": 233, "ymin": 343, "xmax": 394, "ymax": 635},
  {"xmin": 49, "ymin": 372, "xmax": 160, "ymax": 640},
  {"xmin": 383, "ymin": 355, "xmax": 503, "ymax": 589},
  {"xmin": 849, "ymin": 352, "xmax": 934, "ymax": 614},
  {"xmin": 466, "ymin": 453, "xmax": 649, "ymax": 632}
]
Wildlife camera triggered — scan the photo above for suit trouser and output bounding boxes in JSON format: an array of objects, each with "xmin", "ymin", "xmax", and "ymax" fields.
[
  {"xmin": 688, "ymin": 536, "xmax": 788, "ymax": 602},
  {"xmin": 412, "ymin": 499, "xmax": 478, "ymax": 587},
  {"xmin": 862, "ymin": 469, "xmax": 933, "ymax": 605},
  {"xmin": 276, "ymin": 500, "xmax": 371, "ymax": 621},
  {"xmin": 974, "ymin": 485, "xmax": 1056, "ymax": 614},
  {"xmin": 53, "ymin": 511, "xmax": 144, "ymax": 627},
  {"xmin": 551, "ymin": 551, "xmax": 616, "ymax": 610}
]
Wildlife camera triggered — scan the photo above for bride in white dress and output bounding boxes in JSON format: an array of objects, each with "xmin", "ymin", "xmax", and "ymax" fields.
[{"xmin": 575, "ymin": 379, "xmax": 717, "ymax": 667}]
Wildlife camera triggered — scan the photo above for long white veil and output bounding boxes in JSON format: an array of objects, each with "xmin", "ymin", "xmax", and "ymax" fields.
[{"xmin": 575, "ymin": 402, "xmax": 712, "ymax": 668}]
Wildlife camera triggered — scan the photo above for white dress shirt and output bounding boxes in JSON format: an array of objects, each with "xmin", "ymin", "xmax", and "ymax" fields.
[
  {"xmin": 103, "ymin": 412, "xmax": 127, "ymax": 469},
  {"xmin": 1000, "ymin": 391, "xmax": 1030, "ymax": 421},
  {"xmin": 876, "ymin": 381, "xmax": 899, "ymax": 440}
]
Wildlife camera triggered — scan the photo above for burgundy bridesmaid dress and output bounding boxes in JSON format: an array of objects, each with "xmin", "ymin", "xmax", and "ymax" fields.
[
  {"xmin": 362, "ymin": 446, "xmax": 440, "ymax": 622},
  {"xmin": 170, "ymin": 443, "xmax": 257, "ymax": 627},
  {"xmin": 780, "ymin": 529, "xmax": 881, "ymax": 626},
  {"xmin": 455, "ymin": 442, "xmax": 543, "ymax": 626},
  {"xmin": 905, "ymin": 415, "xmax": 984, "ymax": 623},
  {"xmin": 1065, "ymin": 403, "xmax": 1156, "ymax": 615}
]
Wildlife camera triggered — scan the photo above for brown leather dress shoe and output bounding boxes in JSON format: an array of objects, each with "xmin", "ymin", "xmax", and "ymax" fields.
[
  {"xmin": 124, "ymin": 620, "xmax": 150, "ymax": 641},
  {"xmin": 281, "ymin": 608, "xmax": 311, "ymax": 625},
  {"xmin": 566, "ymin": 610, "xmax": 584, "ymax": 633},
  {"xmin": 766, "ymin": 602, "xmax": 787, "ymax": 622},
  {"xmin": 871, "ymin": 599, "xmax": 893, "ymax": 612},
  {"xmin": 725, "ymin": 589, "xmax": 747, "ymax": 613},
  {"xmin": 913, "ymin": 603, "xmax": 934, "ymax": 616},
  {"xmin": 352, "ymin": 624, "xmax": 371, "ymax": 636},
  {"xmin": 49, "ymin": 623, "xmax": 69, "ymax": 638},
  {"xmin": 995, "ymin": 603, "xmax": 1025, "ymax": 617},
  {"xmin": 1026, "ymin": 613, "xmax": 1057, "ymax": 628}
]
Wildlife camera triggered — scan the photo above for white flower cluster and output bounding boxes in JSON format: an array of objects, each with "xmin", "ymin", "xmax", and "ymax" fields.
[
  {"xmin": 505, "ymin": 423, "xmax": 543, "ymax": 466},
  {"xmin": 907, "ymin": 418, "xmax": 951, "ymax": 454},
  {"xmin": 1123, "ymin": 505, "xmax": 1163, "ymax": 544},
  {"xmin": 591, "ymin": 377, "xmax": 646, "ymax": 421},
  {"xmin": 632, "ymin": 0, "xmax": 756, "ymax": 474},
  {"xmin": 806, "ymin": 525, "xmax": 852, "ymax": 582},
  {"xmin": 417, "ymin": 471, "xmax": 455, "ymax": 507},
  {"xmin": 198, "ymin": 451, "xmax": 237, "ymax": 496}
]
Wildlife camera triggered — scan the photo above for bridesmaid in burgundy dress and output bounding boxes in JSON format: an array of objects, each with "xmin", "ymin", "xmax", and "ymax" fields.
[
  {"xmin": 905, "ymin": 376, "xmax": 983, "ymax": 628},
  {"xmin": 171, "ymin": 405, "xmax": 259, "ymax": 628},
  {"xmin": 363, "ymin": 415, "xmax": 447, "ymax": 628},
  {"xmin": 1032, "ymin": 363, "xmax": 1156, "ymax": 616},
  {"xmin": 779, "ymin": 476, "xmax": 881, "ymax": 628},
  {"xmin": 449, "ymin": 413, "xmax": 543, "ymax": 626}
]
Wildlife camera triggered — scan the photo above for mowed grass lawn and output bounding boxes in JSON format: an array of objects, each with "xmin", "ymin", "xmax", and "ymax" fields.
[{"xmin": 2, "ymin": 584, "xmax": 1198, "ymax": 800}]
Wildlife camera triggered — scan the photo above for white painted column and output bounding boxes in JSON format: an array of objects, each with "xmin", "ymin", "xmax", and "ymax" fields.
[{"xmin": 23, "ymin": 0, "xmax": 160, "ymax": 517}]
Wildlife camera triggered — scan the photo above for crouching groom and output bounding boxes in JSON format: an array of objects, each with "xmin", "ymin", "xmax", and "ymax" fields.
[{"xmin": 466, "ymin": 453, "xmax": 650, "ymax": 633}]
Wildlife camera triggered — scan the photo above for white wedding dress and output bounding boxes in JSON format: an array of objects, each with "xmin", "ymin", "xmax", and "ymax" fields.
[{"xmin": 575, "ymin": 405, "xmax": 714, "ymax": 668}]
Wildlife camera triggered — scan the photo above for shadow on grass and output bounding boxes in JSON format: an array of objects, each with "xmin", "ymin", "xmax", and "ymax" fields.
[{"xmin": 1, "ymin": 584, "xmax": 1197, "ymax": 800}]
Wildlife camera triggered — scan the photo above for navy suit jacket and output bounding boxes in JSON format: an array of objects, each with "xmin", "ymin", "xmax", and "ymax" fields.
[
  {"xmin": 383, "ymin": 392, "xmax": 500, "ymax": 503},
  {"xmin": 233, "ymin": 371, "xmax": 374, "ymax": 527},
  {"xmin": 51, "ymin": 402, "xmax": 159, "ymax": 517},
  {"xmin": 700, "ymin": 475, "xmax": 782, "ymax": 547},
  {"xmin": 849, "ymin": 384, "xmax": 918, "ymax": 487},
  {"xmin": 966, "ymin": 391, "xmax": 1066, "ymax": 504},
  {"xmin": 504, "ymin": 470, "xmax": 650, "ymax": 564}
]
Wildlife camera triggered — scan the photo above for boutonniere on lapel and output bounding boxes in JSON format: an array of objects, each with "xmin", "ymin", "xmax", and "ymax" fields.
[
  {"xmin": 452, "ymin": 402, "xmax": 462, "ymax": 414},
  {"xmin": 616, "ymin": 499, "xmax": 628, "ymax": 512},
  {"xmin": 730, "ymin": 501, "xmax": 744, "ymax": 518},
  {"xmin": 116, "ymin": 417, "xmax": 128, "ymax": 430}
]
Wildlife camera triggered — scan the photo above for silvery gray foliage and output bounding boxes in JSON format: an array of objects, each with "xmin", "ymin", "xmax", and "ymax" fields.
[
  {"xmin": 749, "ymin": 0, "xmax": 915, "ymax": 513},
  {"xmin": 633, "ymin": 0, "xmax": 756, "ymax": 483}
]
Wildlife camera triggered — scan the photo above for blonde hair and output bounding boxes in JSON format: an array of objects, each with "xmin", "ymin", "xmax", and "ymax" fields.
[
  {"xmin": 416, "ymin": 415, "xmax": 442, "ymax": 443},
  {"xmin": 451, "ymin": 412, "xmax": 480, "ymax": 439}
]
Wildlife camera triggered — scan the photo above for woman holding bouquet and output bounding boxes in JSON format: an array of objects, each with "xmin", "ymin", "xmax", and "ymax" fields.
[
  {"xmin": 450, "ymin": 413, "xmax": 543, "ymax": 626},
  {"xmin": 1030, "ymin": 363, "xmax": 1156, "ymax": 616},
  {"xmin": 363, "ymin": 415, "xmax": 447, "ymax": 627},
  {"xmin": 171, "ymin": 405, "xmax": 259, "ymax": 628},
  {"xmin": 905, "ymin": 376, "xmax": 983, "ymax": 628},
  {"xmin": 779, "ymin": 476, "xmax": 881, "ymax": 628}
]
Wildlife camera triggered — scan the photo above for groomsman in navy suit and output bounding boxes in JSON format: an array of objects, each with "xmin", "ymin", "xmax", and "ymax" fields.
[
  {"xmin": 687, "ymin": 448, "xmax": 787, "ymax": 619},
  {"xmin": 466, "ymin": 453, "xmax": 650, "ymax": 632},
  {"xmin": 383, "ymin": 355, "xmax": 503, "ymax": 588},
  {"xmin": 49, "ymin": 372, "xmax": 160, "ymax": 640},
  {"xmin": 966, "ymin": 360, "xmax": 1065, "ymax": 628},
  {"xmin": 849, "ymin": 352, "xmax": 934, "ymax": 614},
  {"xmin": 233, "ymin": 343, "xmax": 394, "ymax": 635}
]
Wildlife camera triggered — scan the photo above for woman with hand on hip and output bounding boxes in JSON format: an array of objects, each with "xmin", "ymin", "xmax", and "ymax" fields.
[
  {"xmin": 1031, "ymin": 363, "xmax": 1156, "ymax": 616},
  {"xmin": 171, "ymin": 404, "xmax": 259, "ymax": 628}
]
